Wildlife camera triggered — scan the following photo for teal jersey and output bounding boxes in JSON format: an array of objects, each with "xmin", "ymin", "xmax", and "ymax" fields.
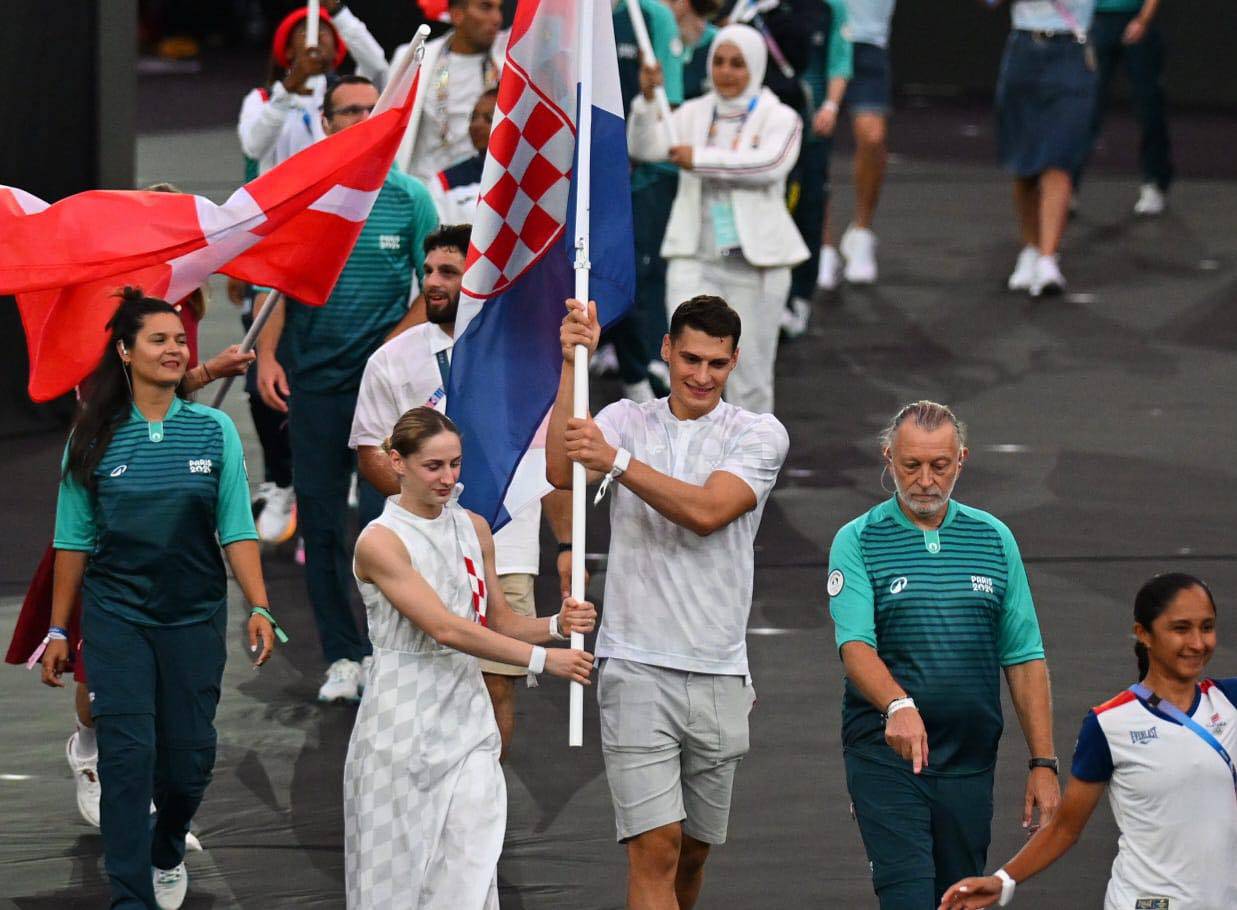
[
  {"xmin": 54, "ymin": 397, "xmax": 257, "ymax": 628},
  {"xmin": 828, "ymin": 497, "xmax": 1044, "ymax": 775},
  {"xmin": 681, "ymin": 23, "xmax": 718, "ymax": 102},
  {"xmin": 281, "ymin": 168, "xmax": 438, "ymax": 394},
  {"xmin": 615, "ymin": 0, "xmax": 686, "ymax": 191},
  {"xmin": 1094, "ymin": 0, "xmax": 1141, "ymax": 13},
  {"xmin": 801, "ymin": 0, "xmax": 854, "ymax": 115}
]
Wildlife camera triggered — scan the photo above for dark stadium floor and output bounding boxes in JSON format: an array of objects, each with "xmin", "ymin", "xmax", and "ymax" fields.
[{"xmin": 2, "ymin": 75, "xmax": 1236, "ymax": 908}]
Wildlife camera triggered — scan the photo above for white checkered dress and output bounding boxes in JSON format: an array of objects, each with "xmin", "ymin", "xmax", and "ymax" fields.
[{"xmin": 344, "ymin": 499, "xmax": 504, "ymax": 909}]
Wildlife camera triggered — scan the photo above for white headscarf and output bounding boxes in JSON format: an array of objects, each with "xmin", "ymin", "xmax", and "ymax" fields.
[{"xmin": 707, "ymin": 23, "xmax": 767, "ymax": 114}]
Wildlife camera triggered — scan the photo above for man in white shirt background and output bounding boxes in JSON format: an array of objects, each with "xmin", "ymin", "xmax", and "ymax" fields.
[
  {"xmin": 547, "ymin": 295, "xmax": 790, "ymax": 910},
  {"xmin": 392, "ymin": 0, "xmax": 506, "ymax": 184},
  {"xmin": 348, "ymin": 223, "xmax": 574, "ymax": 760}
]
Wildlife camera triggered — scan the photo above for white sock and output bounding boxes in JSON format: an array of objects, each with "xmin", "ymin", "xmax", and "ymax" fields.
[
  {"xmin": 817, "ymin": 245, "xmax": 839, "ymax": 284},
  {"xmin": 74, "ymin": 720, "xmax": 97, "ymax": 760}
]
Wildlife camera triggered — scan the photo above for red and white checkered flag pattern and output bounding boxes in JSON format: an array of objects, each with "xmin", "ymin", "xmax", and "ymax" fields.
[
  {"xmin": 463, "ymin": 556, "xmax": 488, "ymax": 626},
  {"xmin": 463, "ymin": 58, "xmax": 576, "ymax": 298}
]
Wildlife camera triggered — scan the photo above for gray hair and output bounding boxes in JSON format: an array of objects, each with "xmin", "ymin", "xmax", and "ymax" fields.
[{"xmin": 878, "ymin": 400, "xmax": 968, "ymax": 452}]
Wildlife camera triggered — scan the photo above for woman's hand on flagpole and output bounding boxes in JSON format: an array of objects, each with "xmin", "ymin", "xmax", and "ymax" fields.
[
  {"xmin": 638, "ymin": 60, "xmax": 664, "ymax": 102},
  {"xmin": 560, "ymin": 298, "xmax": 599, "ymax": 363},
  {"xmin": 557, "ymin": 597, "xmax": 597, "ymax": 637},
  {"xmin": 205, "ymin": 345, "xmax": 256, "ymax": 380}
]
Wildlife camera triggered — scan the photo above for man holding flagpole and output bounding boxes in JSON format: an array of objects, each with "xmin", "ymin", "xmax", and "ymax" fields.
[{"xmin": 547, "ymin": 294, "xmax": 789, "ymax": 910}]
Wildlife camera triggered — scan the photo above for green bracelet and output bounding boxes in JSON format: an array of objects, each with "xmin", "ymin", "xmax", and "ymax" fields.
[{"xmin": 250, "ymin": 606, "xmax": 289, "ymax": 644}]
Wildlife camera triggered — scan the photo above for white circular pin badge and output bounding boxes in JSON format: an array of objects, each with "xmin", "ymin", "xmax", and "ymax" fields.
[{"xmin": 827, "ymin": 569, "xmax": 845, "ymax": 597}]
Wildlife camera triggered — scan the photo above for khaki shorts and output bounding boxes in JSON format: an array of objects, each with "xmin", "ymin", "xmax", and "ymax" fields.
[
  {"xmin": 478, "ymin": 573, "xmax": 537, "ymax": 676},
  {"xmin": 597, "ymin": 657, "xmax": 755, "ymax": 845}
]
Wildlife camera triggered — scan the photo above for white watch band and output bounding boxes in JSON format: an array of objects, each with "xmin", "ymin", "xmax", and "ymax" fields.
[
  {"xmin": 593, "ymin": 447, "xmax": 632, "ymax": 505},
  {"xmin": 886, "ymin": 696, "xmax": 916, "ymax": 716},
  {"xmin": 527, "ymin": 645, "xmax": 547, "ymax": 674},
  {"xmin": 994, "ymin": 868, "xmax": 1016, "ymax": 906},
  {"xmin": 549, "ymin": 614, "xmax": 568, "ymax": 642}
]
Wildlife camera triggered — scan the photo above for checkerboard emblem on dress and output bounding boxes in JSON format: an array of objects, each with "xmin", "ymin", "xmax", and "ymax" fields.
[
  {"xmin": 463, "ymin": 555, "xmax": 487, "ymax": 624},
  {"xmin": 446, "ymin": 0, "xmax": 635, "ymax": 533}
]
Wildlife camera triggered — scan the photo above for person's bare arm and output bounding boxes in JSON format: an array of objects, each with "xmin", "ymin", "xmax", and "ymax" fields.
[
  {"xmin": 1006, "ymin": 659, "xmax": 1061, "ymax": 827},
  {"xmin": 840, "ymin": 640, "xmax": 930, "ymax": 773},
  {"xmin": 40, "ymin": 550, "xmax": 88, "ymax": 688},
  {"xmin": 223, "ymin": 539, "xmax": 277, "ymax": 666},
  {"xmin": 255, "ymin": 293, "xmax": 290, "ymax": 412},
  {"xmin": 541, "ymin": 488, "xmax": 579, "ymax": 597},
  {"xmin": 1123, "ymin": 0, "xmax": 1160, "ymax": 43}
]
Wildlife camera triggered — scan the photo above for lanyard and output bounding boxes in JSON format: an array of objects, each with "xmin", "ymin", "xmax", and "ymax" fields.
[
  {"xmin": 707, "ymin": 96, "xmax": 758, "ymax": 151},
  {"xmin": 1129, "ymin": 682, "xmax": 1237, "ymax": 797},
  {"xmin": 435, "ymin": 349, "xmax": 450, "ymax": 388}
]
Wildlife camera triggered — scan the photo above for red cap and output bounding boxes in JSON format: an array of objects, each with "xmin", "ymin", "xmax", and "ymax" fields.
[{"xmin": 272, "ymin": 7, "xmax": 348, "ymax": 70}]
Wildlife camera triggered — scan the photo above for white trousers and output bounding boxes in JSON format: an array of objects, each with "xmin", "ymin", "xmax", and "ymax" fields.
[{"xmin": 665, "ymin": 256, "xmax": 790, "ymax": 415}]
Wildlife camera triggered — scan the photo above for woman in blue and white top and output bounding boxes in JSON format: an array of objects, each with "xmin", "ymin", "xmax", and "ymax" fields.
[
  {"xmin": 41, "ymin": 289, "xmax": 280, "ymax": 909},
  {"xmin": 940, "ymin": 572, "xmax": 1236, "ymax": 910}
]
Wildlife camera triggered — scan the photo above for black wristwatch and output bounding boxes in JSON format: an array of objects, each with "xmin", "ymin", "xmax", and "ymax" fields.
[
  {"xmin": 557, "ymin": 542, "xmax": 573, "ymax": 554},
  {"xmin": 1028, "ymin": 756, "xmax": 1059, "ymax": 774}
]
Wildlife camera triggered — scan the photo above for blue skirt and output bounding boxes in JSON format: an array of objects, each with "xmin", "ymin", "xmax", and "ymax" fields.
[{"xmin": 995, "ymin": 31, "xmax": 1098, "ymax": 178}]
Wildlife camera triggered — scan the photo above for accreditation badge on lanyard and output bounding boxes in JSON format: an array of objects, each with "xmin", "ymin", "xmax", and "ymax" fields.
[{"xmin": 706, "ymin": 96, "xmax": 759, "ymax": 254}]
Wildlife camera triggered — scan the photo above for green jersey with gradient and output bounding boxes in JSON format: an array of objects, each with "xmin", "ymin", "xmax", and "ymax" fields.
[
  {"xmin": 54, "ymin": 398, "xmax": 257, "ymax": 627},
  {"xmin": 828, "ymin": 497, "xmax": 1044, "ymax": 775},
  {"xmin": 280, "ymin": 167, "xmax": 438, "ymax": 394}
]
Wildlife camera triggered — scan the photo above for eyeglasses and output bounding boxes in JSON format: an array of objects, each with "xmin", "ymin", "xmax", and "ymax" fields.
[{"xmin": 330, "ymin": 104, "xmax": 375, "ymax": 118}]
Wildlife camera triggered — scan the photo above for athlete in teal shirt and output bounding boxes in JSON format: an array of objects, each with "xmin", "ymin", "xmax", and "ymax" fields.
[
  {"xmin": 43, "ymin": 291, "xmax": 277, "ymax": 908},
  {"xmin": 826, "ymin": 401, "xmax": 1058, "ymax": 909}
]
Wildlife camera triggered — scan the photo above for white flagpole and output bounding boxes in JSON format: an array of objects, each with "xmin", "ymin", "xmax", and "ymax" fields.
[
  {"xmin": 305, "ymin": 0, "xmax": 320, "ymax": 49},
  {"xmin": 208, "ymin": 26, "xmax": 430, "ymax": 410},
  {"xmin": 568, "ymin": 0, "xmax": 596, "ymax": 749},
  {"xmin": 624, "ymin": 0, "xmax": 677, "ymax": 145}
]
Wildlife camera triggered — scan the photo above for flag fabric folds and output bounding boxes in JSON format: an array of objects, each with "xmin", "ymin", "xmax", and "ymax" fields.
[
  {"xmin": 0, "ymin": 44, "xmax": 424, "ymax": 402},
  {"xmin": 448, "ymin": 0, "xmax": 635, "ymax": 531}
]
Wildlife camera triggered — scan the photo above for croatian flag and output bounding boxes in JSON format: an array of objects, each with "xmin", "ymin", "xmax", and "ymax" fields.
[
  {"xmin": 448, "ymin": 0, "xmax": 635, "ymax": 530},
  {"xmin": 0, "ymin": 32, "xmax": 426, "ymax": 402}
]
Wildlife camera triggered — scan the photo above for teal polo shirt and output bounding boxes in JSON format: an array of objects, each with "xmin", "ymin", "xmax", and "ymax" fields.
[
  {"xmin": 1095, "ymin": 0, "xmax": 1141, "ymax": 12},
  {"xmin": 827, "ymin": 497, "xmax": 1044, "ymax": 775},
  {"xmin": 280, "ymin": 167, "xmax": 438, "ymax": 394},
  {"xmin": 54, "ymin": 397, "xmax": 258, "ymax": 628},
  {"xmin": 681, "ymin": 22, "xmax": 717, "ymax": 102},
  {"xmin": 614, "ymin": 0, "xmax": 686, "ymax": 193}
]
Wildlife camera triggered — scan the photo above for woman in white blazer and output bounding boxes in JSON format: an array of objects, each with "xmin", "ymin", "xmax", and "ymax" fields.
[{"xmin": 628, "ymin": 23, "xmax": 808, "ymax": 415}]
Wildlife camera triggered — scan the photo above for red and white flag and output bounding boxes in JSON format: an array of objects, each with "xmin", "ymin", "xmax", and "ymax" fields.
[{"xmin": 0, "ymin": 29, "xmax": 427, "ymax": 402}]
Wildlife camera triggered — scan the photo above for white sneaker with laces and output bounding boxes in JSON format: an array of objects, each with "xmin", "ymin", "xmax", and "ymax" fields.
[
  {"xmin": 257, "ymin": 484, "xmax": 296, "ymax": 544},
  {"xmin": 66, "ymin": 731, "xmax": 101, "ymax": 827},
  {"xmin": 816, "ymin": 245, "xmax": 841, "ymax": 291},
  {"xmin": 780, "ymin": 296, "xmax": 811, "ymax": 339},
  {"xmin": 152, "ymin": 863, "xmax": 188, "ymax": 909},
  {"xmin": 1133, "ymin": 183, "xmax": 1165, "ymax": 216},
  {"xmin": 840, "ymin": 225, "xmax": 878, "ymax": 284},
  {"xmin": 318, "ymin": 658, "xmax": 362, "ymax": 703},
  {"xmin": 1029, "ymin": 254, "xmax": 1066, "ymax": 298},
  {"xmin": 622, "ymin": 380, "xmax": 655, "ymax": 403},
  {"xmin": 1007, "ymin": 245, "xmax": 1039, "ymax": 291}
]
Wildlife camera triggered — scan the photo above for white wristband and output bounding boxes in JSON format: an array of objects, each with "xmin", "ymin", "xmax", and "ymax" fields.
[
  {"xmin": 886, "ymin": 696, "xmax": 916, "ymax": 716},
  {"xmin": 528, "ymin": 645, "xmax": 547, "ymax": 674},
  {"xmin": 549, "ymin": 614, "xmax": 568, "ymax": 642},
  {"xmin": 994, "ymin": 868, "xmax": 1016, "ymax": 906},
  {"xmin": 822, "ymin": 99, "xmax": 839, "ymax": 113},
  {"xmin": 593, "ymin": 447, "xmax": 632, "ymax": 505}
]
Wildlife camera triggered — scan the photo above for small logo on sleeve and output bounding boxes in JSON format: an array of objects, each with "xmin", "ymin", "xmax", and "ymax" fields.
[
  {"xmin": 889, "ymin": 577, "xmax": 908, "ymax": 595},
  {"xmin": 826, "ymin": 570, "xmax": 845, "ymax": 597},
  {"xmin": 109, "ymin": 465, "xmax": 127, "ymax": 477},
  {"xmin": 1129, "ymin": 726, "xmax": 1159, "ymax": 745},
  {"xmin": 378, "ymin": 234, "xmax": 402, "ymax": 250},
  {"xmin": 188, "ymin": 458, "xmax": 213, "ymax": 475}
]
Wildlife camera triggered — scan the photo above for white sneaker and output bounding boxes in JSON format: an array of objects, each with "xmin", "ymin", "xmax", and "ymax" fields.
[
  {"xmin": 622, "ymin": 379, "xmax": 655, "ymax": 403},
  {"xmin": 816, "ymin": 245, "xmax": 841, "ymax": 291},
  {"xmin": 780, "ymin": 296, "xmax": 811, "ymax": 339},
  {"xmin": 1007, "ymin": 245, "xmax": 1039, "ymax": 291},
  {"xmin": 840, "ymin": 225, "xmax": 878, "ymax": 284},
  {"xmin": 588, "ymin": 343, "xmax": 620, "ymax": 377},
  {"xmin": 1029, "ymin": 254, "xmax": 1066, "ymax": 297},
  {"xmin": 66, "ymin": 731, "xmax": 101, "ymax": 827},
  {"xmin": 1133, "ymin": 183, "xmax": 1165, "ymax": 216},
  {"xmin": 256, "ymin": 484, "xmax": 296, "ymax": 544},
  {"xmin": 251, "ymin": 480, "xmax": 275, "ymax": 509},
  {"xmin": 358, "ymin": 655, "xmax": 374, "ymax": 694},
  {"xmin": 152, "ymin": 863, "xmax": 188, "ymax": 909},
  {"xmin": 318, "ymin": 658, "xmax": 362, "ymax": 703}
]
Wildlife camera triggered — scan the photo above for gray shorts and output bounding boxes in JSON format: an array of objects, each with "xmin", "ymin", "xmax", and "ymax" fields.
[{"xmin": 597, "ymin": 658, "xmax": 755, "ymax": 845}]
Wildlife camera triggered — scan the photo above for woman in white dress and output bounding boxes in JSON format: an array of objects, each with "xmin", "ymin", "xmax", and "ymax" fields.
[{"xmin": 344, "ymin": 406, "xmax": 596, "ymax": 909}]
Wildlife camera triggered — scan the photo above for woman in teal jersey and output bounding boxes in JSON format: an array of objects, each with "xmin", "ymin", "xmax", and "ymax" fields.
[{"xmin": 40, "ymin": 289, "xmax": 280, "ymax": 910}]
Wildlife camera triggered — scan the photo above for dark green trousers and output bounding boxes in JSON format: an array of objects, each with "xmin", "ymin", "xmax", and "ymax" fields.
[{"xmin": 84, "ymin": 604, "xmax": 227, "ymax": 909}]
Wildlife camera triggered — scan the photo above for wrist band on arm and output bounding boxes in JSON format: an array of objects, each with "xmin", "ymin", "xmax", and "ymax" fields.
[
  {"xmin": 593, "ymin": 447, "xmax": 631, "ymax": 505},
  {"xmin": 994, "ymin": 868, "xmax": 1016, "ymax": 906},
  {"xmin": 556, "ymin": 542, "xmax": 572, "ymax": 554},
  {"xmin": 528, "ymin": 645, "xmax": 547, "ymax": 674},
  {"xmin": 822, "ymin": 99, "xmax": 839, "ymax": 113},
  {"xmin": 885, "ymin": 696, "xmax": 915, "ymax": 716},
  {"xmin": 549, "ymin": 614, "xmax": 568, "ymax": 642},
  {"xmin": 250, "ymin": 606, "xmax": 289, "ymax": 643},
  {"xmin": 25, "ymin": 625, "xmax": 70, "ymax": 669}
]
